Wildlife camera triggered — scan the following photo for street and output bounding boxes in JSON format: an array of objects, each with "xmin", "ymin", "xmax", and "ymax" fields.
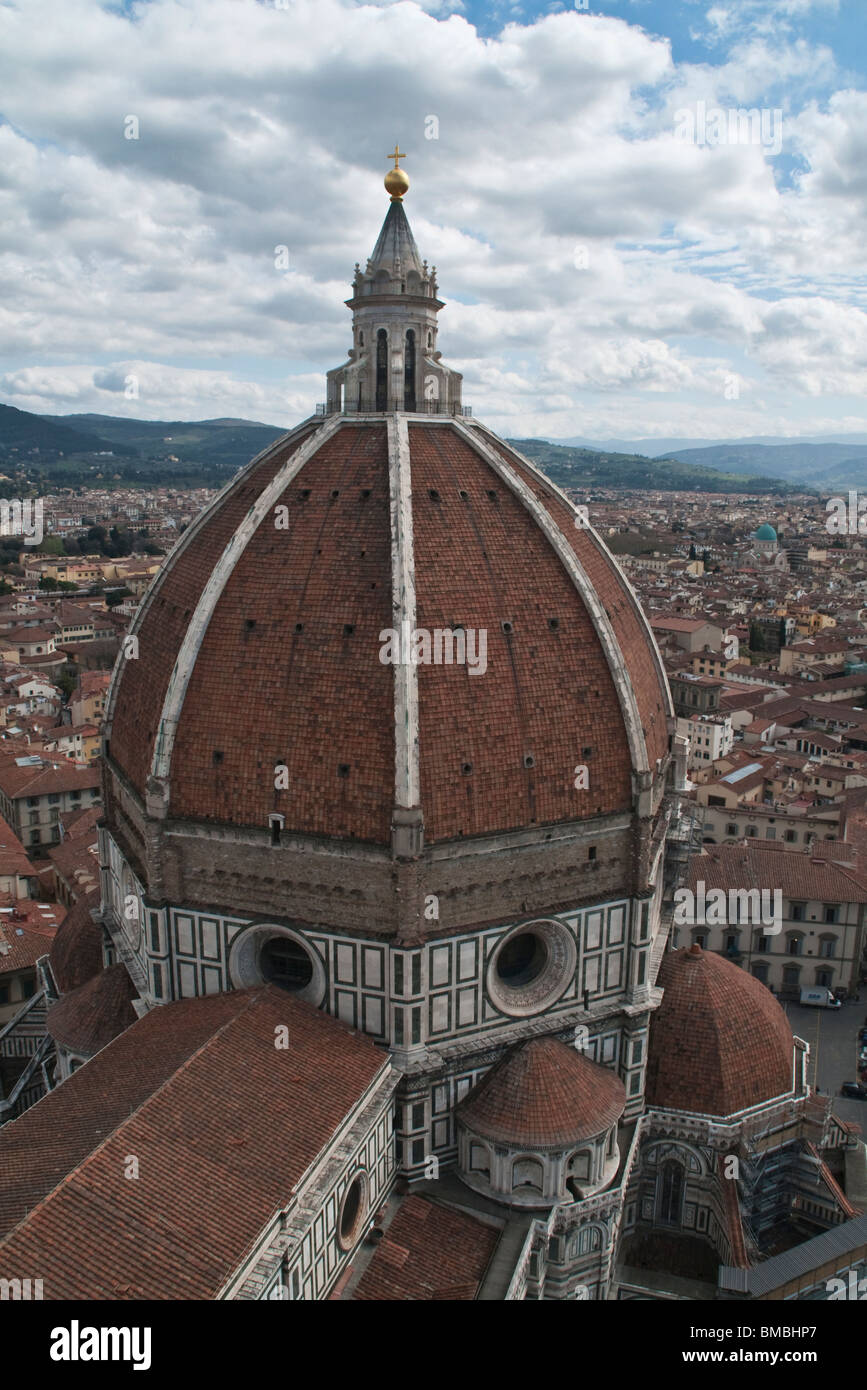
[{"xmin": 783, "ymin": 999, "xmax": 867, "ymax": 1131}]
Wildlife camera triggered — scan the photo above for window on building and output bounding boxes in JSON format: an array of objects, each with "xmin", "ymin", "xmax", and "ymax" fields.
[
  {"xmin": 791, "ymin": 902, "xmax": 806, "ymax": 922},
  {"xmin": 824, "ymin": 905, "xmax": 839, "ymax": 924},
  {"xmin": 785, "ymin": 830, "xmax": 797, "ymax": 843},
  {"xmin": 782, "ymin": 964, "xmax": 801, "ymax": 986},
  {"xmin": 819, "ymin": 936, "xmax": 836, "ymax": 958},
  {"xmin": 726, "ymin": 824, "xmax": 738, "ymax": 837},
  {"xmin": 658, "ymin": 1161, "xmax": 684, "ymax": 1225},
  {"xmin": 816, "ymin": 969, "xmax": 834, "ymax": 988},
  {"xmin": 746, "ymin": 826, "xmax": 758, "ymax": 838},
  {"xmin": 751, "ymin": 962, "xmax": 769, "ymax": 983},
  {"xmin": 787, "ymin": 934, "xmax": 804, "ymax": 956},
  {"xmin": 20, "ymin": 973, "xmax": 35, "ymax": 999}
]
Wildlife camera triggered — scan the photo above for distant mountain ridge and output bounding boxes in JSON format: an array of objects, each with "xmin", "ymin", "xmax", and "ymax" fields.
[
  {"xmin": 505, "ymin": 439, "xmax": 801, "ymax": 495},
  {"xmin": 548, "ymin": 433, "xmax": 867, "ymax": 491},
  {"xmin": 0, "ymin": 402, "xmax": 837, "ymax": 492}
]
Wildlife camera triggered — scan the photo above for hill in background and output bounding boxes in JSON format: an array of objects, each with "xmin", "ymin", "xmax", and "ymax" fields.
[
  {"xmin": 507, "ymin": 439, "xmax": 803, "ymax": 495},
  {"xmin": 0, "ymin": 403, "xmax": 819, "ymax": 494}
]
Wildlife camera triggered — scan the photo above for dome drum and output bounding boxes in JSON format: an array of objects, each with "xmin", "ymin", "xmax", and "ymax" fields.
[{"xmin": 456, "ymin": 1123, "xmax": 622, "ymax": 1209}]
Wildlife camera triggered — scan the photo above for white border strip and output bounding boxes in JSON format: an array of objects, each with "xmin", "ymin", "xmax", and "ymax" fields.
[
  {"xmin": 103, "ymin": 415, "xmax": 322, "ymax": 739},
  {"xmin": 469, "ymin": 420, "xmax": 674, "ymax": 724},
  {"xmin": 387, "ymin": 413, "xmax": 420, "ymax": 808},
  {"xmin": 452, "ymin": 419, "xmax": 650, "ymax": 774},
  {"xmin": 149, "ymin": 414, "xmax": 344, "ymax": 783}
]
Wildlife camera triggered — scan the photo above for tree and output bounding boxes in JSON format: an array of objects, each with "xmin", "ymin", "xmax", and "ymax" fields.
[
  {"xmin": 689, "ymin": 543, "xmax": 697, "ymax": 560},
  {"xmin": 105, "ymin": 587, "xmax": 132, "ymax": 608},
  {"xmin": 749, "ymin": 621, "xmax": 766, "ymax": 653}
]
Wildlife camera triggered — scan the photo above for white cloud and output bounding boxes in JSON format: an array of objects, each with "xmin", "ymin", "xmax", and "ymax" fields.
[{"xmin": 0, "ymin": 0, "xmax": 863, "ymax": 439}]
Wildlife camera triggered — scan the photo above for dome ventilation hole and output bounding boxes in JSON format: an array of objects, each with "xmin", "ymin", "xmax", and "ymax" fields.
[
  {"xmin": 361, "ymin": 488, "xmax": 371, "ymax": 499},
  {"xmin": 501, "ymin": 620, "xmax": 514, "ymax": 635},
  {"xmin": 299, "ymin": 489, "xmax": 311, "ymax": 500},
  {"xmin": 523, "ymin": 753, "xmax": 535, "ymax": 769},
  {"xmin": 245, "ymin": 619, "xmax": 256, "ymax": 631},
  {"xmin": 429, "ymin": 489, "xmax": 441, "ymax": 502},
  {"xmin": 212, "ymin": 750, "xmax": 224, "ymax": 765},
  {"xmin": 343, "ymin": 624, "xmax": 355, "ymax": 636},
  {"xmin": 548, "ymin": 618, "xmax": 560, "ymax": 631},
  {"xmin": 338, "ymin": 764, "xmax": 351, "ymax": 778},
  {"xmin": 331, "ymin": 489, "xmax": 340, "ymax": 499},
  {"xmin": 295, "ymin": 623, "xmax": 303, "ymax": 633},
  {"xmin": 462, "ymin": 762, "xmax": 473, "ymax": 775},
  {"xmin": 458, "ymin": 489, "xmax": 468, "ymax": 500}
]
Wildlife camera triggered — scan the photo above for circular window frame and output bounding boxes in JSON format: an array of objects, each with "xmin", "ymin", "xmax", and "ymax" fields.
[
  {"xmin": 337, "ymin": 1170, "xmax": 369, "ymax": 1252},
  {"xmin": 229, "ymin": 923, "xmax": 326, "ymax": 1006},
  {"xmin": 487, "ymin": 919, "xmax": 577, "ymax": 1018}
]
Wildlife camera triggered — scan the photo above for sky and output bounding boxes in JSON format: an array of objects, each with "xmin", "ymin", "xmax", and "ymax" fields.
[{"xmin": 0, "ymin": 0, "xmax": 866, "ymax": 443}]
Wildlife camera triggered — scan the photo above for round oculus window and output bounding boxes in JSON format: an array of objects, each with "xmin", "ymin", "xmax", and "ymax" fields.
[
  {"xmin": 487, "ymin": 919, "xmax": 577, "ymax": 1017},
  {"xmin": 229, "ymin": 924, "xmax": 326, "ymax": 1006},
  {"xmin": 337, "ymin": 1171, "xmax": 369, "ymax": 1252},
  {"xmin": 260, "ymin": 937, "xmax": 314, "ymax": 992}
]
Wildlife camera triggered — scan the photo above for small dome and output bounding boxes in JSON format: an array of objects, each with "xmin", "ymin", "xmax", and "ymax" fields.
[
  {"xmin": 48, "ymin": 890, "xmax": 102, "ymax": 993},
  {"xmin": 47, "ymin": 964, "xmax": 138, "ymax": 1059},
  {"xmin": 457, "ymin": 1036, "xmax": 626, "ymax": 1148},
  {"xmin": 753, "ymin": 523, "xmax": 777, "ymax": 541},
  {"xmin": 646, "ymin": 946, "xmax": 795, "ymax": 1117}
]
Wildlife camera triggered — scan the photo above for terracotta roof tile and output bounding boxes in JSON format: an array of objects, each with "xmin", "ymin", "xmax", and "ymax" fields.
[
  {"xmin": 352, "ymin": 1195, "xmax": 498, "ymax": 1300},
  {"xmin": 457, "ymin": 1036, "xmax": 625, "ymax": 1147},
  {"xmin": 0, "ymin": 986, "xmax": 388, "ymax": 1298},
  {"xmin": 46, "ymin": 962, "xmax": 138, "ymax": 1056},
  {"xmin": 646, "ymin": 946, "xmax": 795, "ymax": 1117}
]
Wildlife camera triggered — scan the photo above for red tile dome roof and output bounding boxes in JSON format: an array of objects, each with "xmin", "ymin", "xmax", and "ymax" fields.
[
  {"xmin": 48, "ymin": 890, "xmax": 102, "ymax": 994},
  {"xmin": 105, "ymin": 416, "xmax": 671, "ymax": 846},
  {"xmin": 646, "ymin": 945, "xmax": 796, "ymax": 1117},
  {"xmin": 457, "ymin": 1036, "xmax": 626, "ymax": 1148},
  {"xmin": 47, "ymin": 964, "xmax": 138, "ymax": 1059}
]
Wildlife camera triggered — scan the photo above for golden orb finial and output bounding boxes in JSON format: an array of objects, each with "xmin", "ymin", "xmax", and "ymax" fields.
[{"xmin": 385, "ymin": 143, "xmax": 409, "ymax": 200}]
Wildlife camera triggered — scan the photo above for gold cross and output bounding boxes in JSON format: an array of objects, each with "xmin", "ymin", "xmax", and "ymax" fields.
[{"xmin": 388, "ymin": 144, "xmax": 406, "ymax": 169}]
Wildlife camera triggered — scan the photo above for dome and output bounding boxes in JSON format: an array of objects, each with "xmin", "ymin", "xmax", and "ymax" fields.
[
  {"xmin": 753, "ymin": 523, "xmax": 777, "ymax": 541},
  {"xmin": 47, "ymin": 964, "xmax": 138, "ymax": 1059},
  {"xmin": 456, "ymin": 1036, "xmax": 626, "ymax": 1148},
  {"xmin": 105, "ymin": 419, "xmax": 671, "ymax": 846},
  {"xmin": 48, "ymin": 890, "xmax": 102, "ymax": 993},
  {"xmin": 646, "ymin": 945, "xmax": 796, "ymax": 1117}
]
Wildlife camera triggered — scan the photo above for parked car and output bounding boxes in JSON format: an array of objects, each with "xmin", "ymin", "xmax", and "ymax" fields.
[{"xmin": 841, "ymin": 1082, "xmax": 867, "ymax": 1100}]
